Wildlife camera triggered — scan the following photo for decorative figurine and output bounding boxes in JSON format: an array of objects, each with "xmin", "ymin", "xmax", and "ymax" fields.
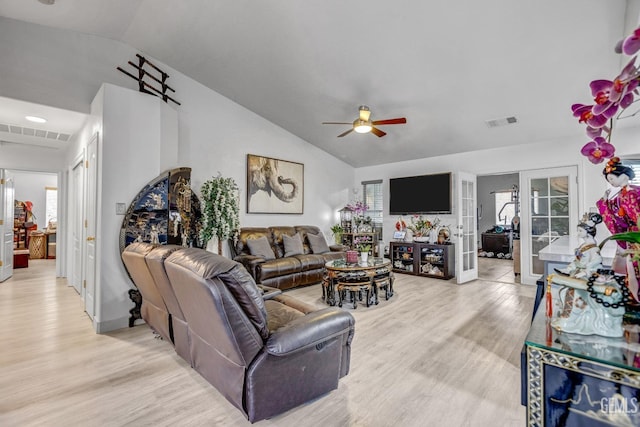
[
  {"xmin": 555, "ymin": 213, "xmax": 603, "ymax": 279},
  {"xmin": 596, "ymin": 157, "xmax": 640, "ymax": 303},
  {"xmin": 548, "ymin": 213, "xmax": 628, "ymax": 337},
  {"xmin": 149, "ymin": 225, "xmax": 160, "ymax": 245}
]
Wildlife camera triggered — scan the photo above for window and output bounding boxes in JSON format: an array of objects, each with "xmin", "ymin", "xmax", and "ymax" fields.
[
  {"xmin": 494, "ymin": 190, "xmax": 515, "ymax": 225},
  {"xmin": 45, "ymin": 186, "xmax": 57, "ymax": 226},
  {"xmin": 623, "ymin": 158, "xmax": 640, "ymax": 186},
  {"xmin": 362, "ymin": 180, "xmax": 383, "ymax": 239}
]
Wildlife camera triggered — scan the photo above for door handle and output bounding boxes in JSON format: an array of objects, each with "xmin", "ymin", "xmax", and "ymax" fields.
[{"xmin": 87, "ymin": 236, "xmax": 95, "ymax": 241}]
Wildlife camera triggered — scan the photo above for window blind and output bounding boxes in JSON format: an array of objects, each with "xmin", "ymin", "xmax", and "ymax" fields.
[
  {"xmin": 623, "ymin": 159, "xmax": 640, "ymax": 186},
  {"xmin": 362, "ymin": 180, "xmax": 383, "ymax": 239}
]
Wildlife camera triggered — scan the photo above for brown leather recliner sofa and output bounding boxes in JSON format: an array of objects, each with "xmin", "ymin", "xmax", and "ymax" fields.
[
  {"xmin": 122, "ymin": 243, "xmax": 355, "ymax": 422},
  {"xmin": 121, "ymin": 243, "xmax": 190, "ymax": 362},
  {"xmin": 232, "ymin": 225, "xmax": 346, "ymax": 290},
  {"xmin": 165, "ymin": 248, "xmax": 355, "ymax": 422}
]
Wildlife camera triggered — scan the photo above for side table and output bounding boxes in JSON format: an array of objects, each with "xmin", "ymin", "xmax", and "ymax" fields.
[
  {"xmin": 324, "ymin": 258, "xmax": 393, "ymax": 309},
  {"xmin": 524, "ymin": 308, "xmax": 640, "ymax": 426}
]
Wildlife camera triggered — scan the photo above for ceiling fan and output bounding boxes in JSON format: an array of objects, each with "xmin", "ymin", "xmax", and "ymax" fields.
[{"xmin": 322, "ymin": 105, "xmax": 407, "ymax": 138}]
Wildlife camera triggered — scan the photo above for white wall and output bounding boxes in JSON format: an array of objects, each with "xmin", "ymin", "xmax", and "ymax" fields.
[
  {"xmin": 0, "ymin": 144, "xmax": 66, "ymax": 173},
  {"xmin": 64, "ymin": 84, "xmax": 174, "ymax": 332},
  {"xmin": 163, "ymin": 61, "xmax": 355, "ymax": 240},
  {"xmin": 355, "ymin": 123, "xmax": 640, "ymax": 251},
  {"xmin": 10, "ymin": 170, "xmax": 57, "ymax": 230},
  {"xmin": 67, "ymin": 76, "xmax": 354, "ymax": 332}
]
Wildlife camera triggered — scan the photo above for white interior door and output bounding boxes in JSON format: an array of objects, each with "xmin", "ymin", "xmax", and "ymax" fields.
[
  {"xmin": 520, "ymin": 166, "xmax": 578, "ymax": 285},
  {"xmin": 0, "ymin": 170, "xmax": 14, "ymax": 282},
  {"xmin": 456, "ymin": 171, "xmax": 478, "ymax": 283},
  {"xmin": 83, "ymin": 134, "xmax": 99, "ymax": 319},
  {"xmin": 70, "ymin": 157, "xmax": 84, "ymax": 295}
]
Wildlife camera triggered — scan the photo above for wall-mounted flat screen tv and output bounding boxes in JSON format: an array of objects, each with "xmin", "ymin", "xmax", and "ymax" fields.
[{"xmin": 389, "ymin": 172, "xmax": 452, "ymax": 215}]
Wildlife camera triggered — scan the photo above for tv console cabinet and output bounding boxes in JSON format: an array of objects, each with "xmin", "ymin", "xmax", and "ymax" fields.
[{"xmin": 390, "ymin": 241, "xmax": 455, "ymax": 279}]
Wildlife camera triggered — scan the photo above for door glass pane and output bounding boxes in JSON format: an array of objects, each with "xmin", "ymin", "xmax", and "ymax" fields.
[
  {"xmin": 531, "ymin": 197, "xmax": 548, "ymax": 216},
  {"xmin": 531, "ymin": 178, "xmax": 549, "ymax": 196},
  {"xmin": 532, "ymin": 217, "xmax": 549, "ymax": 236},
  {"xmin": 532, "ymin": 236, "xmax": 549, "ymax": 256},
  {"xmin": 550, "ymin": 197, "xmax": 569, "ymax": 216},
  {"xmin": 464, "ymin": 216, "xmax": 472, "ymax": 231},
  {"xmin": 532, "ymin": 255, "xmax": 544, "ymax": 275},
  {"xmin": 549, "ymin": 177, "xmax": 568, "ymax": 196},
  {"xmin": 551, "ymin": 218, "xmax": 570, "ymax": 236}
]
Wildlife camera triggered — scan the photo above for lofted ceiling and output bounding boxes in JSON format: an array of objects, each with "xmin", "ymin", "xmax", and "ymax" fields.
[{"xmin": 0, "ymin": 0, "xmax": 639, "ymax": 166}]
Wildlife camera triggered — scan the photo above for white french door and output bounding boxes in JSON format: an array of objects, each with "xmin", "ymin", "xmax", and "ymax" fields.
[
  {"xmin": 0, "ymin": 170, "xmax": 14, "ymax": 282},
  {"xmin": 520, "ymin": 166, "xmax": 578, "ymax": 285},
  {"xmin": 83, "ymin": 134, "xmax": 99, "ymax": 319},
  {"xmin": 70, "ymin": 156, "xmax": 84, "ymax": 295},
  {"xmin": 456, "ymin": 171, "xmax": 478, "ymax": 283}
]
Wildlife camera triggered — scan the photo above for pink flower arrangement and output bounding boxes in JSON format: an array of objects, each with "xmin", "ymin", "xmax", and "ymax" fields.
[
  {"xmin": 572, "ymin": 28, "xmax": 640, "ymax": 164},
  {"xmin": 346, "ymin": 200, "xmax": 368, "ymax": 215},
  {"xmin": 353, "ymin": 236, "xmax": 372, "ymax": 252}
]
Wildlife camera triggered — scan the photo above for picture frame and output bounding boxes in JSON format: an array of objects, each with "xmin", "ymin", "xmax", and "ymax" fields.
[
  {"xmin": 393, "ymin": 230, "xmax": 406, "ymax": 241},
  {"xmin": 246, "ymin": 154, "xmax": 304, "ymax": 214}
]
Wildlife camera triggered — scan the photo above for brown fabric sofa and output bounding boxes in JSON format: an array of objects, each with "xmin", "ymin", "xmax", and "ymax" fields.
[
  {"xmin": 164, "ymin": 248, "xmax": 355, "ymax": 423},
  {"xmin": 232, "ymin": 225, "xmax": 346, "ymax": 290}
]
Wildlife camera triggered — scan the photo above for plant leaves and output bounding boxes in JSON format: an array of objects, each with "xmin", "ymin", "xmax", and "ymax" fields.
[{"xmin": 608, "ymin": 231, "xmax": 640, "ymax": 244}]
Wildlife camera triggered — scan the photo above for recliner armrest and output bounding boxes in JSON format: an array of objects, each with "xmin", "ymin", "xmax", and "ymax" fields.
[
  {"xmin": 329, "ymin": 244, "xmax": 348, "ymax": 252},
  {"xmin": 233, "ymin": 254, "xmax": 265, "ymax": 280},
  {"xmin": 258, "ymin": 285, "xmax": 282, "ymax": 300},
  {"xmin": 265, "ymin": 309, "xmax": 355, "ymax": 356}
]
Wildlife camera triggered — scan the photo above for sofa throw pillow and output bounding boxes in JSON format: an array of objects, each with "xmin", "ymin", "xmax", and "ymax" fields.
[
  {"xmin": 247, "ymin": 236, "xmax": 276, "ymax": 260},
  {"xmin": 283, "ymin": 233, "xmax": 304, "ymax": 257},
  {"xmin": 307, "ymin": 232, "xmax": 330, "ymax": 254}
]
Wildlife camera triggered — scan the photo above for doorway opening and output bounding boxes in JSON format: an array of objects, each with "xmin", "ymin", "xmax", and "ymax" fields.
[
  {"xmin": 477, "ymin": 172, "xmax": 520, "ymax": 284},
  {"xmin": 8, "ymin": 169, "xmax": 58, "ymax": 277}
]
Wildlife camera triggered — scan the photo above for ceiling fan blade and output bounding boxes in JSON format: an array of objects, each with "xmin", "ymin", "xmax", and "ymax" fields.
[
  {"xmin": 322, "ymin": 122, "xmax": 352, "ymax": 125},
  {"xmin": 370, "ymin": 127, "xmax": 386, "ymax": 137},
  {"xmin": 337, "ymin": 129, "xmax": 354, "ymax": 137},
  {"xmin": 372, "ymin": 117, "xmax": 407, "ymax": 126}
]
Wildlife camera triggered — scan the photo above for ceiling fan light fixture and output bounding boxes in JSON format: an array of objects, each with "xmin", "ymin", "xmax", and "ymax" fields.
[
  {"xmin": 353, "ymin": 119, "xmax": 372, "ymax": 133},
  {"xmin": 358, "ymin": 105, "xmax": 371, "ymax": 121}
]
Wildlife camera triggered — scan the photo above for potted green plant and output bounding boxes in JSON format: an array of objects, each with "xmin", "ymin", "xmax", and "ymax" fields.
[
  {"xmin": 354, "ymin": 236, "xmax": 372, "ymax": 262},
  {"xmin": 330, "ymin": 223, "xmax": 343, "ymax": 245},
  {"xmin": 200, "ymin": 174, "xmax": 240, "ymax": 255}
]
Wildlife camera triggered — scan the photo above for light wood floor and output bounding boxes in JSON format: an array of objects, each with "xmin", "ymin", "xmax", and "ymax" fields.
[
  {"xmin": 477, "ymin": 257, "xmax": 520, "ymax": 284},
  {"xmin": 0, "ymin": 259, "xmax": 536, "ymax": 427}
]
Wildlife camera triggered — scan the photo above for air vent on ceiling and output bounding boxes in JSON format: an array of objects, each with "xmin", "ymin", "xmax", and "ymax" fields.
[
  {"xmin": 485, "ymin": 116, "xmax": 518, "ymax": 128},
  {"xmin": 0, "ymin": 123, "xmax": 72, "ymax": 142}
]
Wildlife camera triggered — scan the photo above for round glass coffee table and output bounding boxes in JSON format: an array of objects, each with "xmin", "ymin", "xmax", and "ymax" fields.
[{"xmin": 323, "ymin": 258, "xmax": 394, "ymax": 308}]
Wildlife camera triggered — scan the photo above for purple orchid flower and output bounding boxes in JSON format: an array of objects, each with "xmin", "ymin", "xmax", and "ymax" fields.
[
  {"xmin": 623, "ymin": 27, "xmax": 640, "ymax": 55},
  {"xmin": 590, "ymin": 80, "xmax": 620, "ymax": 117},
  {"xmin": 580, "ymin": 136, "xmax": 615, "ymax": 164},
  {"xmin": 588, "ymin": 58, "xmax": 639, "ymax": 118},
  {"xmin": 571, "ymin": 103, "xmax": 609, "ymax": 128},
  {"xmin": 585, "ymin": 124, "xmax": 609, "ymax": 139}
]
